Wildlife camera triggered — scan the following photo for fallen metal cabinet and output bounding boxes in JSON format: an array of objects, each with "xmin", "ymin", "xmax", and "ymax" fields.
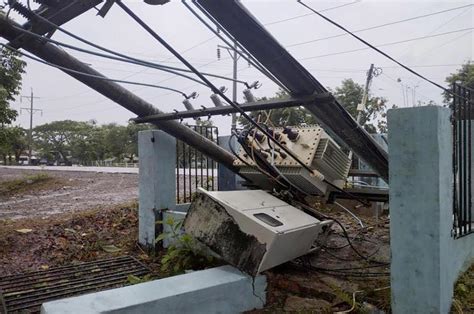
[{"xmin": 184, "ymin": 189, "xmax": 330, "ymax": 276}]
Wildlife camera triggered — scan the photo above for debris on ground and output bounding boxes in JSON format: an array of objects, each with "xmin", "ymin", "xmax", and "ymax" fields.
[{"xmin": 0, "ymin": 202, "xmax": 160, "ymax": 277}]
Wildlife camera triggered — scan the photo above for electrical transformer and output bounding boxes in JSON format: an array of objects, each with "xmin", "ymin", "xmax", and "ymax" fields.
[{"xmin": 233, "ymin": 125, "xmax": 352, "ymax": 195}]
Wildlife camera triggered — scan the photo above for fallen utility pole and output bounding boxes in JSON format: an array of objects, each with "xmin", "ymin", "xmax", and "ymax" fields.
[
  {"xmin": 0, "ymin": 14, "xmax": 237, "ymax": 172},
  {"xmin": 195, "ymin": 0, "xmax": 389, "ymax": 182}
]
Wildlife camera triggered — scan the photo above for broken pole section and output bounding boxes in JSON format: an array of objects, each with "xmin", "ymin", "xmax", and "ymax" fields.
[{"xmin": 0, "ymin": 14, "xmax": 237, "ymax": 173}]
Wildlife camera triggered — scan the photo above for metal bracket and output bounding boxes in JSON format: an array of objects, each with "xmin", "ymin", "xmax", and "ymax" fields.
[{"xmin": 132, "ymin": 93, "xmax": 334, "ymax": 124}]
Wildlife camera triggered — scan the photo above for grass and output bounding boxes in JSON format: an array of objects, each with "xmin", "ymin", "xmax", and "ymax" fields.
[
  {"xmin": 0, "ymin": 173, "xmax": 58, "ymax": 197},
  {"xmin": 452, "ymin": 264, "xmax": 474, "ymax": 313}
]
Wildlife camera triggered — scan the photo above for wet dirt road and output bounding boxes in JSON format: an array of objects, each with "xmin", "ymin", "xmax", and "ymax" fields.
[{"xmin": 0, "ymin": 167, "xmax": 138, "ymax": 220}]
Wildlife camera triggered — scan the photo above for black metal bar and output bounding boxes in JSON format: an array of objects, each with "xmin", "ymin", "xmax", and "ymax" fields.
[
  {"xmin": 206, "ymin": 127, "xmax": 210, "ymax": 191},
  {"xmin": 211, "ymin": 128, "xmax": 219, "ymax": 191},
  {"xmin": 463, "ymin": 86, "xmax": 468, "ymax": 234},
  {"xmin": 188, "ymin": 133, "xmax": 192, "ymax": 200},
  {"xmin": 200, "ymin": 126, "xmax": 204, "ymax": 189},
  {"xmin": 176, "ymin": 141, "xmax": 180, "ymax": 204},
  {"xmin": 458, "ymin": 83, "xmax": 464, "ymax": 234},
  {"xmin": 469, "ymin": 88, "xmax": 472, "ymax": 233},
  {"xmin": 195, "ymin": 127, "xmax": 198, "ymax": 194},
  {"xmin": 183, "ymin": 140, "xmax": 186, "ymax": 203},
  {"xmin": 132, "ymin": 94, "xmax": 331, "ymax": 123},
  {"xmin": 452, "ymin": 83, "xmax": 474, "ymax": 238},
  {"xmin": 453, "ymin": 83, "xmax": 458, "ymax": 237},
  {"xmin": 462, "ymin": 89, "xmax": 468, "ymax": 233}
]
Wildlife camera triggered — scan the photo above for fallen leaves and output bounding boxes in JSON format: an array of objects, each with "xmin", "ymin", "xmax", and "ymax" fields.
[
  {"xmin": 15, "ymin": 229, "xmax": 33, "ymax": 234},
  {"xmin": 101, "ymin": 245, "xmax": 121, "ymax": 253}
]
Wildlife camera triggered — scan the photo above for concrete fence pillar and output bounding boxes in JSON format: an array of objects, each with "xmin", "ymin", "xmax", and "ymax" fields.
[
  {"xmin": 138, "ymin": 130, "xmax": 176, "ymax": 251},
  {"xmin": 388, "ymin": 106, "xmax": 474, "ymax": 313}
]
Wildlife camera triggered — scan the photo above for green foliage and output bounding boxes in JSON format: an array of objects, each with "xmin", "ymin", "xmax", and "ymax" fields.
[
  {"xmin": 0, "ymin": 47, "xmax": 26, "ymax": 125},
  {"xmin": 452, "ymin": 264, "xmax": 474, "ymax": 312},
  {"xmin": 32, "ymin": 120, "xmax": 151, "ymax": 164},
  {"xmin": 156, "ymin": 216, "xmax": 216, "ymax": 276},
  {"xmin": 332, "ymin": 79, "xmax": 389, "ymax": 134},
  {"xmin": 444, "ymin": 61, "xmax": 474, "ymax": 103},
  {"xmin": 127, "ymin": 274, "xmax": 152, "ymax": 285},
  {"xmin": 0, "ymin": 126, "xmax": 27, "ymax": 163}
]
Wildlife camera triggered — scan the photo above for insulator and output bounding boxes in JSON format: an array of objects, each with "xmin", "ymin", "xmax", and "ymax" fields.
[
  {"xmin": 217, "ymin": 48, "xmax": 221, "ymax": 60},
  {"xmin": 254, "ymin": 132, "xmax": 266, "ymax": 143},
  {"xmin": 210, "ymin": 94, "xmax": 223, "ymax": 107},
  {"xmin": 144, "ymin": 0, "xmax": 170, "ymax": 5},
  {"xmin": 243, "ymin": 89, "xmax": 256, "ymax": 103},
  {"xmin": 10, "ymin": 2, "xmax": 34, "ymax": 20},
  {"xmin": 268, "ymin": 129, "xmax": 281, "ymax": 141},
  {"xmin": 182, "ymin": 99, "xmax": 195, "ymax": 111},
  {"xmin": 283, "ymin": 127, "xmax": 299, "ymax": 142}
]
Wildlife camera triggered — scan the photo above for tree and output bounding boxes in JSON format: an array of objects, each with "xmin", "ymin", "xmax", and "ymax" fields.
[
  {"xmin": 0, "ymin": 47, "xmax": 25, "ymax": 125},
  {"xmin": 0, "ymin": 46, "xmax": 26, "ymax": 164},
  {"xmin": 332, "ymin": 79, "xmax": 389, "ymax": 134},
  {"xmin": 33, "ymin": 120, "xmax": 96, "ymax": 163},
  {"xmin": 238, "ymin": 89, "xmax": 317, "ymax": 128},
  {"xmin": 0, "ymin": 126, "xmax": 27, "ymax": 164},
  {"xmin": 444, "ymin": 62, "xmax": 474, "ymax": 103}
]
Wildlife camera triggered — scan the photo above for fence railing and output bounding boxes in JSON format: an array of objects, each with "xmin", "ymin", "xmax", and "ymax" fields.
[
  {"xmin": 176, "ymin": 125, "xmax": 219, "ymax": 204},
  {"xmin": 452, "ymin": 83, "xmax": 473, "ymax": 238}
]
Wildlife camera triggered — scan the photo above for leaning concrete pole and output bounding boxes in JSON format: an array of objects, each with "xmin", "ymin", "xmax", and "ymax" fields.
[{"xmin": 0, "ymin": 14, "xmax": 237, "ymax": 171}]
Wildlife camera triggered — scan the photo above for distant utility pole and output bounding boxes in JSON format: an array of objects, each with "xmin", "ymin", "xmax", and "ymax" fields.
[
  {"xmin": 20, "ymin": 88, "xmax": 42, "ymax": 165},
  {"xmin": 217, "ymin": 40, "xmax": 246, "ymax": 130},
  {"xmin": 356, "ymin": 63, "xmax": 381, "ymax": 124}
]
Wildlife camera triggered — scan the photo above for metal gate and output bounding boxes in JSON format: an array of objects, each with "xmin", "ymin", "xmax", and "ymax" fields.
[
  {"xmin": 176, "ymin": 124, "xmax": 219, "ymax": 204},
  {"xmin": 452, "ymin": 83, "xmax": 474, "ymax": 238}
]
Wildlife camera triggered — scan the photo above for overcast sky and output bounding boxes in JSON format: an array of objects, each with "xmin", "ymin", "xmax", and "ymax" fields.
[{"xmin": 3, "ymin": 0, "xmax": 473, "ymax": 135}]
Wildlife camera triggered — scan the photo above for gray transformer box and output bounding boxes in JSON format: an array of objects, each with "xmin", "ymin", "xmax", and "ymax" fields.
[{"xmin": 184, "ymin": 189, "xmax": 329, "ymax": 276}]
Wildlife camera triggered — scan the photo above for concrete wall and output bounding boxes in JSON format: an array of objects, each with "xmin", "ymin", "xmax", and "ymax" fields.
[
  {"xmin": 389, "ymin": 106, "xmax": 474, "ymax": 313},
  {"xmin": 41, "ymin": 266, "xmax": 266, "ymax": 314}
]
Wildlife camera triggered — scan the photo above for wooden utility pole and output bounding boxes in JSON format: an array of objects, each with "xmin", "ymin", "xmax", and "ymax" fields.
[{"xmin": 21, "ymin": 88, "xmax": 41, "ymax": 165}]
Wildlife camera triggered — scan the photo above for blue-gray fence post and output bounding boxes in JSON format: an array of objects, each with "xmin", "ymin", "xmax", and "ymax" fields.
[
  {"xmin": 389, "ymin": 106, "xmax": 456, "ymax": 313},
  {"xmin": 138, "ymin": 130, "xmax": 176, "ymax": 251}
]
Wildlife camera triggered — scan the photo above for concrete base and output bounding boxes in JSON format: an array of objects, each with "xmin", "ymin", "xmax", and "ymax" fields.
[{"xmin": 41, "ymin": 266, "xmax": 266, "ymax": 314}]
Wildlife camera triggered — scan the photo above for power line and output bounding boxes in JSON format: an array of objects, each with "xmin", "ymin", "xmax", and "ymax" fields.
[
  {"xmin": 286, "ymin": 3, "xmax": 474, "ymax": 48},
  {"xmin": 296, "ymin": 0, "xmax": 473, "ymax": 102},
  {"xmin": 8, "ymin": 13, "xmax": 250, "ymax": 87},
  {"xmin": 1, "ymin": 44, "xmax": 191, "ymax": 97},
  {"xmin": 263, "ymin": 0, "xmax": 362, "ymax": 26},
  {"xmin": 299, "ymin": 27, "xmax": 474, "ymax": 60}
]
